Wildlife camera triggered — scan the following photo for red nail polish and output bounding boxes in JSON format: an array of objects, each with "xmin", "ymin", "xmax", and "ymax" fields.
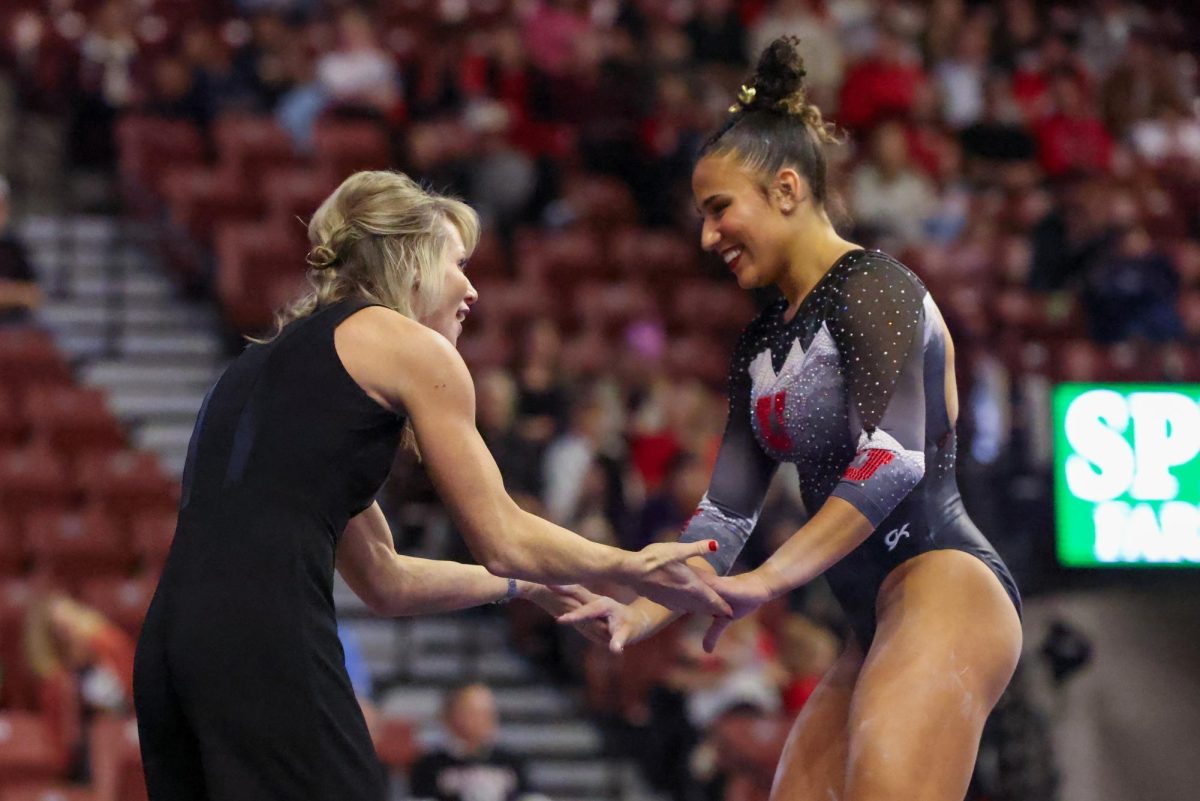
[{"xmin": 708, "ymin": 540, "xmax": 718, "ymax": 552}]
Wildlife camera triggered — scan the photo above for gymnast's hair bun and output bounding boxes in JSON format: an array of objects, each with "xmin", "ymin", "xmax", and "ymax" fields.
[
  {"xmin": 750, "ymin": 36, "xmax": 808, "ymax": 115},
  {"xmin": 739, "ymin": 36, "xmax": 839, "ymax": 145}
]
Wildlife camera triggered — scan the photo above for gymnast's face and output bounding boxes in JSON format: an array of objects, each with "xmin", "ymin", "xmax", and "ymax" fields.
[
  {"xmin": 693, "ymin": 152, "xmax": 797, "ymax": 291},
  {"xmin": 423, "ymin": 220, "xmax": 477, "ymax": 345}
]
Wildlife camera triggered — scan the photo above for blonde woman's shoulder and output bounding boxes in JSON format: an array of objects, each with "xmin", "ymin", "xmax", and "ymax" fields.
[{"xmin": 335, "ymin": 304, "xmax": 471, "ymax": 414}]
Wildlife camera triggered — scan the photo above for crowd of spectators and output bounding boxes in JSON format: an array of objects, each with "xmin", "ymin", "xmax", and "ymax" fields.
[{"xmin": 3, "ymin": 1, "xmax": 1199, "ymax": 800}]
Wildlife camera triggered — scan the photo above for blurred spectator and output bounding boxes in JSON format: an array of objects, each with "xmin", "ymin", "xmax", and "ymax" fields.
[
  {"xmin": 837, "ymin": 23, "xmax": 927, "ymax": 134},
  {"xmin": 775, "ymin": 614, "xmax": 839, "ymax": 714},
  {"xmin": 1129, "ymin": 95, "xmax": 1200, "ymax": 168},
  {"xmin": 228, "ymin": 12, "xmax": 299, "ymax": 112},
  {"xmin": 514, "ymin": 317, "xmax": 569, "ymax": 447},
  {"xmin": 1080, "ymin": 198, "xmax": 1185, "ymax": 343},
  {"xmin": 71, "ymin": 0, "xmax": 142, "ymax": 169},
  {"xmin": 521, "ymin": 0, "xmax": 593, "ymax": 78},
  {"xmin": 476, "ymin": 368, "xmax": 543, "ymax": 506},
  {"xmin": 685, "ymin": 0, "xmax": 747, "ymax": 68},
  {"xmin": 0, "ymin": 176, "xmax": 42, "ymax": 323},
  {"xmin": 143, "ymin": 54, "xmax": 207, "ymax": 128},
  {"xmin": 542, "ymin": 386, "xmax": 619, "ymax": 525},
  {"xmin": 1028, "ymin": 171, "xmax": 1114, "ymax": 291},
  {"xmin": 959, "ymin": 73, "xmax": 1038, "ymax": 185},
  {"xmin": 1034, "ymin": 69, "xmax": 1113, "ymax": 177},
  {"xmin": 23, "ymin": 592, "xmax": 135, "ymax": 778},
  {"xmin": 409, "ymin": 683, "xmax": 533, "ymax": 801},
  {"xmin": 630, "ymin": 451, "xmax": 708, "ymax": 550},
  {"xmin": 179, "ymin": 22, "xmax": 246, "ymax": 124},
  {"xmin": 850, "ymin": 118, "xmax": 938, "ymax": 248},
  {"xmin": 316, "ymin": 8, "xmax": 400, "ymax": 117},
  {"xmin": 666, "ymin": 614, "xmax": 783, "ymax": 751},
  {"xmin": 932, "ymin": 11, "xmax": 992, "ymax": 130},
  {"xmin": 1099, "ymin": 29, "xmax": 1185, "ymax": 140}
]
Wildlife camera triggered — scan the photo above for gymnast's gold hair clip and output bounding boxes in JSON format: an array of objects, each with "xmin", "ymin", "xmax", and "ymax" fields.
[{"xmin": 729, "ymin": 84, "xmax": 756, "ymax": 113}]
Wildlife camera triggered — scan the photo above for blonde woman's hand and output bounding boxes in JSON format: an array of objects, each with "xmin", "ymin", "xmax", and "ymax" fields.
[
  {"xmin": 619, "ymin": 540, "xmax": 732, "ymax": 618},
  {"xmin": 556, "ymin": 595, "xmax": 656, "ymax": 653}
]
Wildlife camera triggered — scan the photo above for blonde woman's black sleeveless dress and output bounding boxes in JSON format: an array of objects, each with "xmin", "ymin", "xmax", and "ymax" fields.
[{"xmin": 133, "ymin": 298, "xmax": 403, "ymax": 801}]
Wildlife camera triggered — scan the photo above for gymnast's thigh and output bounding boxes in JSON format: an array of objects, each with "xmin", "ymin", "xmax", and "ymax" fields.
[
  {"xmin": 842, "ymin": 550, "xmax": 1021, "ymax": 801},
  {"xmin": 769, "ymin": 639, "xmax": 864, "ymax": 801}
]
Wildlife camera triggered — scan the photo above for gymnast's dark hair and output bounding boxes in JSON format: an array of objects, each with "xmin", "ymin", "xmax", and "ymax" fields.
[{"xmin": 700, "ymin": 36, "xmax": 842, "ymax": 205}]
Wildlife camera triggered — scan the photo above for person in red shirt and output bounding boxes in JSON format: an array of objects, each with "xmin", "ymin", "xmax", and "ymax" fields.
[
  {"xmin": 1034, "ymin": 68, "xmax": 1113, "ymax": 177},
  {"xmin": 837, "ymin": 25, "xmax": 927, "ymax": 134}
]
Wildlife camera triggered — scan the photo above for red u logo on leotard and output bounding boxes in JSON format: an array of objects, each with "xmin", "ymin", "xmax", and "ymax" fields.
[{"xmin": 755, "ymin": 391, "xmax": 793, "ymax": 451}]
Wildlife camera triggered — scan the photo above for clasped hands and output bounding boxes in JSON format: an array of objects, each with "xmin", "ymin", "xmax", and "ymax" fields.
[{"xmin": 531, "ymin": 563, "xmax": 780, "ymax": 654}]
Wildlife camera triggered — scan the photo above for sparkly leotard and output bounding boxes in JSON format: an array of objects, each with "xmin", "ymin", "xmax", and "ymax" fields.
[{"xmin": 680, "ymin": 249, "xmax": 1020, "ymax": 646}]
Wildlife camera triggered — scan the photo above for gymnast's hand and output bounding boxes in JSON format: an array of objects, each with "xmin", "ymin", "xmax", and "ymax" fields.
[
  {"xmin": 622, "ymin": 540, "xmax": 733, "ymax": 618},
  {"xmin": 522, "ymin": 584, "xmax": 614, "ymax": 646},
  {"xmin": 555, "ymin": 594, "xmax": 654, "ymax": 653},
  {"xmin": 698, "ymin": 569, "xmax": 776, "ymax": 653}
]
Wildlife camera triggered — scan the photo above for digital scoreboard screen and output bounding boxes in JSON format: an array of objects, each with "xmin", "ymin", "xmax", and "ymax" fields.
[{"xmin": 1054, "ymin": 384, "xmax": 1200, "ymax": 567}]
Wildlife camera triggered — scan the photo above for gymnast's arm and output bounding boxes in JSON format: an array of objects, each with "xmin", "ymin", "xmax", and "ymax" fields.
[{"xmin": 592, "ymin": 328, "xmax": 782, "ymax": 641}]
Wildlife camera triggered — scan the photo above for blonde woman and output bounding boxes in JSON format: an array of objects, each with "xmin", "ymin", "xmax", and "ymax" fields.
[{"xmin": 132, "ymin": 171, "xmax": 727, "ymax": 801}]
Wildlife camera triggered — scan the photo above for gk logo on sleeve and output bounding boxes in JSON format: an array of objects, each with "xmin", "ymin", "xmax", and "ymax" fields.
[{"xmin": 884, "ymin": 523, "xmax": 911, "ymax": 551}]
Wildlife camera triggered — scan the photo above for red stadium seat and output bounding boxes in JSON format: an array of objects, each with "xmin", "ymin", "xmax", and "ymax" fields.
[
  {"xmin": 115, "ymin": 116, "xmax": 206, "ymax": 209},
  {"xmin": 0, "ymin": 389, "xmax": 27, "ymax": 448},
  {"xmin": 22, "ymin": 386, "xmax": 126, "ymax": 464},
  {"xmin": 161, "ymin": 166, "xmax": 266, "ymax": 247},
  {"xmin": 461, "ymin": 230, "xmax": 509, "ymax": 284},
  {"xmin": 0, "ymin": 329, "xmax": 73, "ymax": 400},
  {"xmin": 130, "ymin": 511, "xmax": 176, "ymax": 572},
  {"xmin": 0, "ymin": 712, "xmax": 61, "ymax": 786},
  {"xmin": 0, "ymin": 446, "xmax": 75, "ymax": 521},
  {"xmin": 1158, "ymin": 342, "xmax": 1200, "ymax": 381},
  {"xmin": 0, "ymin": 580, "xmax": 37, "ymax": 709},
  {"xmin": 991, "ymin": 289, "xmax": 1084, "ymax": 339},
  {"xmin": 75, "ymin": 452, "xmax": 177, "ymax": 526},
  {"xmin": 573, "ymin": 282, "xmax": 657, "ymax": 338},
  {"xmin": 456, "ymin": 327, "xmax": 514, "ymax": 373},
  {"xmin": 665, "ymin": 334, "xmax": 730, "ymax": 387},
  {"xmin": 0, "ymin": 515, "xmax": 26, "ymax": 576},
  {"xmin": 312, "ymin": 120, "xmax": 392, "ymax": 178},
  {"xmin": 560, "ymin": 174, "xmax": 639, "ymax": 233},
  {"xmin": 25, "ymin": 507, "xmax": 129, "ymax": 588},
  {"xmin": 560, "ymin": 331, "xmax": 615, "ymax": 379},
  {"xmin": 213, "ymin": 222, "xmax": 308, "ymax": 335},
  {"xmin": 0, "ymin": 784, "xmax": 98, "ymax": 801},
  {"xmin": 213, "ymin": 114, "xmax": 302, "ymax": 188},
  {"xmin": 610, "ymin": 227, "xmax": 699, "ymax": 290},
  {"xmin": 80, "ymin": 575, "xmax": 157, "ymax": 640},
  {"xmin": 1179, "ymin": 291, "xmax": 1200, "ymax": 339},
  {"xmin": 1172, "ymin": 240, "xmax": 1200, "ymax": 289},
  {"xmin": 670, "ymin": 280, "xmax": 756, "ymax": 338},
  {"xmin": 261, "ymin": 167, "xmax": 341, "ymax": 231},
  {"xmin": 470, "ymin": 281, "xmax": 553, "ymax": 336},
  {"xmin": 373, "ymin": 716, "xmax": 419, "ymax": 772},
  {"xmin": 513, "ymin": 229, "xmax": 611, "ymax": 285},
  {"xmin": 88, "ymin": 716, "xmax": 146, "ymax": 801}
]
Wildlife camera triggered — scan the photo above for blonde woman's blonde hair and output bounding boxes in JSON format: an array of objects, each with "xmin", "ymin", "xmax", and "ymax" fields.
[{"xmin": 256, "ymin": 170, "xmax": 480, "ymax": 341}]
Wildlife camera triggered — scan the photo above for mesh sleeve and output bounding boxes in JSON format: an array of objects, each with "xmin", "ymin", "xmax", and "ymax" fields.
[
  {"xmin": 826, "ymin": 259, "xmax": 928, "ymax": 526},
  {"xmin": 679, "ymin": 324, "xmax": 779, "ymax": 574}
]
